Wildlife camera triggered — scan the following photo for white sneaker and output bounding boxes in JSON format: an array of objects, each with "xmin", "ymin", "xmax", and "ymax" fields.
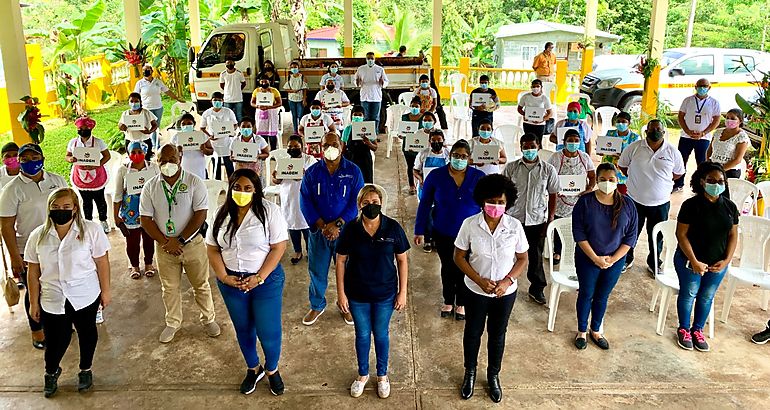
[
  {"xmin": 95, "ymin": 307, "xmax": 104, "ymax": 324},
  {"xmin": 377, "ymin": 377, "xmax": 390, "ymax": 399},
  {"xmin": 350, "ymin": 376, "xmax": 368, "ymax": 398},
  {"xmin": 101, "ymin": 220, "xmax": 110, "ymax": 234}
]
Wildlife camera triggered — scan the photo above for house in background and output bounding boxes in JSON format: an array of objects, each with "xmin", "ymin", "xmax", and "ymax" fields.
[
  {"xmin": 495, "ymin": 20, "xmax": 621, "ymax": 71},
  {"xmin": 306, "ymin": 26, "xmax": 397, "ymax": 58}
]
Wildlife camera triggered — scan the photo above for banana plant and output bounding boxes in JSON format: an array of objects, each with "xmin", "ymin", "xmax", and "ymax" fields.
[
  {"xmin": 735, "ymin": 64, "xmax": 770, "ymax": 158},
  {"xmin": 141, "ymin": 0, "xmax": 190, "ymax": 97},
  {"xmin": 371, "ymin": 5, "xmax": 431, "ymax": 56}
]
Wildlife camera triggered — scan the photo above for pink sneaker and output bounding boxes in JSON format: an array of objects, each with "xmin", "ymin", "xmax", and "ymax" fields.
[
  {"xmin": 691, "ymin": 329, "xmax": 710, "ymax": 352},
  {"xmin": 677, "ymin": 328, "xmax": 693, "ymax": 350}
]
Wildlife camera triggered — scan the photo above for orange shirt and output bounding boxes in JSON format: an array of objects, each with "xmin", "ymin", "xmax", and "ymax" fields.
[{"xmin": 532, "ymin": 52, "xmax": 556, "ymax": 76}]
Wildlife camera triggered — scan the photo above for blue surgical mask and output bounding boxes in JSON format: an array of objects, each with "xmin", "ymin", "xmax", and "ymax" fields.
[
  {"xmin": 352, "ymin": 116, "xmax": 364, "ymax": 122},
  {"xmin": 129, "ymin": 102, "xmax": 141, "ymax": 111},
  {"xmin": 450, "ymin": 158, "xmax": 467, "ymax": 171},
  {"xmin": 330, "ymin": 67, "xmax": 339, "ymax": 74},
  {"xmin": 616, "ymin": 122, "xmax": 629, "ymax": 132},
  {"xmin": 567, "ymin": 112, "xmax": 579, "ymax": 121},
  {"xmin": 522, "ymin": 149, "xmax": 538, "ymax": 161},
  {"xmin": 696, "ymin": 86, "xmax": 709, "ymax": 96},
  {"xmin": 422, "ymin": 121, "xmax": 434, "ymax": 129},
  {"xmin": 420, "ymin": 82, "xmax": 429, "ymax": 89},
  {"xmin": 181, "ymin": 124, "xmax": 194, "ymax": 132},
  {"xmin": 213, "ymin": 101, "xmax": 223, "ymax": 109},
  {"xmin": 366, "ymin": 59, "xmax": 375, "ymax": 67},
  {"xmin": 410, "ymin": 107, "xmax": 420, "ymax": 115},
  {"xmin": 20, "ymin": 159, "xmax": 44, "ymax": 176},
  {"xmin": 311, "ymin": 109, "xmax": 321, "ymax": 117},
  {"xmin": 565, "ymin": 142, "xmax": 580, "ymax": 153},
  {"xmin": 479, "ymin": 130, "xmax": 492, "ymax": 139},
  {"xmin": 241, "ymin": 128, "xmax": 253, "ymax": 137},
  {"xmin": 290, "ymin": 67, "xmax": 299, "ymax": 74},
  {"xmin": 704, "ymin": 182, "xmax": 725, "ymax": 197},
  {"xmin": 480, "ymin": 83, "xmax": 489, "ymax": 90}
]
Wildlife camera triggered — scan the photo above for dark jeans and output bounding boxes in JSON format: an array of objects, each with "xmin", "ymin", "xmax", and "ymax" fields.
[
  {"xmin": 224, "ymin": 102, "xmax": 243, "ymax": 122},
  {"xmin": 148, "ymin": 107, "xmax": 163, "ymax": 150},
  {"xmin": 308, "ymin": 230, "xmax": 338, "ymax": 311},
  {"xmin": 674, "ymin": 138, "xmax": 710, "ymax": 189},
  {"xmin": 523, "ymin": 223, "xmax": 548, "ymax": 295},
  {"xmin": 20, "ymin": 268, "xmax": 43, "ymax": 332},
  {"xmin": 217, "ymin": 266, "xmax": 284, "ymax": 371},
  {"xmin": 288, "ymin": 101, "xmax": 304, "ymax": 133},
  {"xmin": 41, "ymin": 297, "xmax": 101, "ymax": 374},
  {"xmin": 289, "ymin": 228, "xmax": 309, "ymax": 254},
  {"xmin": 575, "ymin": 249, "xmax": 626, "ymax": 332},
  {"xmin": 126, "ymin": 227, "xmax": 154, "ymax": 268},
  {"xmin": 523, "ymin": 123, "xmax": 547, "ymax": 146},
  {"xmin": 436, "ymin": 101, "xmax": 448, "ymax": 130},
  {"xmin": 79, "ymin": 188, "xmax": 107, "ymax": 222},
  {"xmin": 626, "ymin": 201, "xmax": 670, "ymax": 270},
  {"xmin": 404, "ymin": 150, "xmax": 417, "ymax": 188},
  {"xmin": 261, "ymin": 134, "xmax": 278, "ymax": 151},
  {"xmin": 674, "ymin": 250, "xmax": 727, "ymax": 331},
  {"xmin": 463, "ymin": 290, "xmax": 516, "ymax": 376},
  {"xmin": 434, "ymin": 231, "xmax": 466, "ymax": 307},
  {"xmin": 349, "ymin": 295, "xmax": 395, "ymax": 377},
  {"xmin": 362, "ymin": 101, "xmax": 382, "ymax": 133},
  {"xmin": 471, "ymin": 111, "xmax": 494, "ymax": 138},
  {"xmin": 211, "ymin": 156, "xmax": 234, "ymax": 181}
]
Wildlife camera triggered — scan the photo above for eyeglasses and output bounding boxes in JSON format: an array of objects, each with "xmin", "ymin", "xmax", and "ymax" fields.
[{"xmin": 451, "ymin": 153, "xmax": 469, "ymax": 160}]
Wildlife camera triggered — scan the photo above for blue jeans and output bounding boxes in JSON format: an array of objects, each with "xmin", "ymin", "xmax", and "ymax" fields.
[
  {"xmin": 349, "ymin": 295, "xmax": 395, "ymax": 377},
  {"xmin": 575, "ymin": 249, "xmax": 626, "ymax": 332},
  {"xmin": 288, "ymin": 101, "xmax": 304, "ymax": 133},
  {"xmin": 148, "ymin": 107, "xmax": 164, "ymax": 150},
  {"xmin": 361, "ymin": 101, "xmax": 382, "ymax": 133},
  {"xmin": 289, "ymin": 228, "xmax": 309, "ymax": 254},
  {"xmin": 674, "ymin": 137, "xmax": 710, "ymax": 189},
  {"xmin": 217, "ymin": 266, "xmax": 284, "ymax": 371},
  {"xmin": 674, "ymin": 250, "xmax": 727, "ymax": 331},
  {"xmin": 224, "ymin": 102, "xmax": 243, "ymax": 122},
  {"xmin": 308, "ymin": 230, "xmax": 338, "ymax": 311}
]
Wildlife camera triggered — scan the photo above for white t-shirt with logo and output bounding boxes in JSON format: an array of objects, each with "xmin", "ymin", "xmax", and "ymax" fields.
[
  {"xmin": 119, "ymin": 109, "xmax": 158, "ymax": 142},
  {"xmin": 139, "ymin": 171, "xmax": 208, "ymax": 238}
]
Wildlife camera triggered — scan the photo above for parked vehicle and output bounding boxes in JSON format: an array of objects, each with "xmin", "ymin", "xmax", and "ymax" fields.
[
  {"xmin": 581, "ymin": 48, "xmax": 770, "ymax": 116},
  {"xmin": 591, "ymin": 54, "xmax": 641, "ymax": 72}
]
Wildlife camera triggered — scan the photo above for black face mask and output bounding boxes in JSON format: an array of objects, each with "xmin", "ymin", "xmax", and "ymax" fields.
[
  {"xmin": 49, "ymin": 209, "xmax": 74, "ymax": 225},
  {"xmin": 78, "ymin": 129, "xmax": 92, "ymax": 138},
  {"xmin": 226, "ymin": 64, "xmax": 235, "ymax": 70},
  {"xmin": 287, "ymin": 147, "xmax": 302, "ymax": 158},
  {"xmin": 264, "ymin": 66, "xmax": 273, "ymax": 72},
  {"xmin": 430, "ymin": 141, "xmax": 444, "ymax": 152},
  {"xmin": 261, "ymin": 83, "xmax": 269, "ymax": 89},
  {"xmin": 326, "ymin": 84, "xmax": 335, "ymax": 91},
  {"xmin": 647, "ymin": 130, "xmax": 664, "ymax": 142},
  {"xmin": 143, "ymin": 69, "xmax": 152, "ymax": 77},
  {"xmin": 361, "ymin": 203, "xmax": 382, "ymax": 219}
]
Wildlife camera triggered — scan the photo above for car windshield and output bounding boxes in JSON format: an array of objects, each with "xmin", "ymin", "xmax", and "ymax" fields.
[{"xmin": 661, "ymin": 51, "xmax": 685, "ymax": 67}]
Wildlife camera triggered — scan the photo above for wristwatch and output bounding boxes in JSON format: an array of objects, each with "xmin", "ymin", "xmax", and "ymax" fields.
[
  {"xmin": 507, "ymin": 276, "xmax": 515, "ymax": 285},
  {"xmin": 335, "ymin": 219, "xmax": 345, "ymax": 228},
  {"xmin": 255, "ymin": 275, "xmax": 265, "ymax": 286}
]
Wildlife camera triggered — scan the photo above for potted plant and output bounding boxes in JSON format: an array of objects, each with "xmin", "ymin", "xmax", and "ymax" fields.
[{"xmin": 17, "ymin": 96, "xmax": 45, "ymax": 144}]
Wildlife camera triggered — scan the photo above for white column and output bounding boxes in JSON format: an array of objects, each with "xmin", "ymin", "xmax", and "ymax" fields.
[
  {"xmin": 0, "ymin": 0, "xmax": 33, "ymax": 143},
  {"xmin": 432, "ymin": 0, "xmax": 442, "ymax": 83},
  {"xmin": 123, "ymin": 0, "xmax": 141, "ymax": 45},
  {"xmin": 189, "ymin": 0, "xmax": 202, "ymax": 48},
  {"xmin": 684, "ymin": 0, "xmax": 697, "ymax": 47},
  {"xmin": 344, "ymin": 0, "xmax": 353, "ymax": 57}
]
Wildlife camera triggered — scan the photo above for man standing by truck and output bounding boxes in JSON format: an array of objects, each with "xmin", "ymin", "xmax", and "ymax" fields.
[
  {"xmin": 532, "ymin": 42, "xmax": 556, "ymax": 83},
  {"xmin": 355, "ymin": 52, "xmax": 390, "ymax": 134},
  {"xmin": 672, "ymin": 78, "xmax": 721, "ymax": 192},
  {"xmin": 219, "ymin": 59, "xmax": 246, "ymax": 122}
]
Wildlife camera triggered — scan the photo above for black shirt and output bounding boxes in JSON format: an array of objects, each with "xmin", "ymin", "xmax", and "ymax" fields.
[
  {"xmin": 336, "ymin": 215, "xmax": 410, "ymax": 302},
  {"xmin": 677, "ymin": 194, "xmax": 738, "ymax": 265}
]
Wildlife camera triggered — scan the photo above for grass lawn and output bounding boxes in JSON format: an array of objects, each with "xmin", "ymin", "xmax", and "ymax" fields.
[{"xmin": 0, "ymin": 99, "xmax": 176, "ymax": 178}]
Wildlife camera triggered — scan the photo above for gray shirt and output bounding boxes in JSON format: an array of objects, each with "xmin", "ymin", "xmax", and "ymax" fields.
[{"xmin": 502, "ymin": 158, "xmax": 560, "ymax": 226}]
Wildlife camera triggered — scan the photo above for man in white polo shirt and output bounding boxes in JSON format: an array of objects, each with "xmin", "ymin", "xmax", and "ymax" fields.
[
  {"xmin": 673, "ymin": 78, "xmax": 721, "ymax": 192},
  {"xmin": 618, "ymin": 120, "xmax": 685, "ymax": 276},
  {"xmin": 355, "ymin": 51, "xmax": 389, "ymax": 133},
  {"xmin": 140, "ymin": 144, "xmax": 219, "ymax": 343},
  {"xmin": 0, "ymin": 143, "xmax": 67, "ymax": 349}
]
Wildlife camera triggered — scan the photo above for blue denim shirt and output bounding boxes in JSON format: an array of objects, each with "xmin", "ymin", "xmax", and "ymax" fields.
[
  {"xmin": 414, "ymin": 165, "xmax": 484, "ymax": 237},
  {"xmin": 300, "ymin": 157, "xmax": 364, "ymax": 231}
]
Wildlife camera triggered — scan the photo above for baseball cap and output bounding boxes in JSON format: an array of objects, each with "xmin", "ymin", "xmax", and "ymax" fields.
[{"xmin": 18, "ymin": 143, "xmax": 43, "ymax": 156}]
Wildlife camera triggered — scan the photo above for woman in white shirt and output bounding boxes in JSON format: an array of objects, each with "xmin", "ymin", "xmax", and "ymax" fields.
[
  {"xmin": 469, "ymin": 120, "xmax": 507, "ymax": 175},
  {"xmin": 201, "ymin": 91, "xmax": 238, "ymax": 181},
  {"xmin": 272, "ymin": 135, "xmax": 317, "ymax": 264},
  {"xmin": 206, "ymin": 168, "xmax": 288, "ymax": 396},
  {"xmin": 25, "ymin": 187, "xmax": 111, "ymax": 398},
  {"xmin": 134, "ymin": 64, "xmax": 185, "ymax": 149},
  {"xmin": 319, "ymin": 61, "xmax": 345, "ymax": 91},
  {"xmin": 171, "ymin": 113, "xmax": 214, "ymax": 179},
  {"xmin": 65, "ymin": 116, "xmax": 111, "ymax": 233},
  {"xmin": 283, "ymin": 61, "xmax": 308, "ymax": 134},
  {"xmin": 517, "ymin": 79, "xmax": 553, "ymax": 143},
  {"xmin": 315, "ymin": 78, "xmax": 351, "ymax": 128},
  {"xmin": 119, "ymin": 92, "xmax": 159, "ymax": 159},
  {"xmin": 453, "ymin": 174, "xmax": 528, "ymax": 403},
  {"xmin": 230, "ymin": 117, "xmax": 270, "ymax": 174},
  {"xmin": 707, "ymin": 108, "xmax": 750, "ymax": 180}
]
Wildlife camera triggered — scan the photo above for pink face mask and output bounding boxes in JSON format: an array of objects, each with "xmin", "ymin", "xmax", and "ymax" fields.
[
  {"xmin": 3, "ymin": 156, "xmax": 19, "ymax": 170},
  {"xmin": 725, "ymin": 119, "xmax": 740, "ymax": 129},
  {"xmin": 484, "ymin": 203, "xmax": 506, "ymax": 219}
]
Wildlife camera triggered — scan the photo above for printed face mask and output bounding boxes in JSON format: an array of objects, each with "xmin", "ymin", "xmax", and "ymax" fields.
[
  {"xmin": 725, "ymin": 119, "xmax": 740, "ymax": 129},
  {"xmin": 20, "ymin": 159, "xmax": 44, "ymax": 175},
  {"xmin": 3, "ymin": 157, "xmax": 19, "ymax": 170}
]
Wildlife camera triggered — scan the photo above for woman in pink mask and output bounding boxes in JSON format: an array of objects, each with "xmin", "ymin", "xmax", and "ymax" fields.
[
  {"xmin": 65, "ymin": 116, "xmax": 111, "ymax": 234},
  {"xmin": 0, "ymin": 142, "xmax": 20, "ymax": 189},
  {"xmin": 707, "ymin": 108, "xmax": 749, "ymax": 181},
  {"xmin": 452, "ymin": 174, "xmax": 529, "ymax": 403}
]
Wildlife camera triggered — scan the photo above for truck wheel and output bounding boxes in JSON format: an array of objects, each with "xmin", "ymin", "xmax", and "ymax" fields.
[{"xmin": 622, "ymin": 95, "xmax": 642, "ymax": 118}]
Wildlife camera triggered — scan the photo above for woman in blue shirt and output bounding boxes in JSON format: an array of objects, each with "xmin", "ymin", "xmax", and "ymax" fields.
[
  {"xmin": 414, "ymin": 140, "xmax": 485, "ymax": 320},
  {"xmin": 571, "ymin": 163, "xmax": 638, "ymax": 350}
]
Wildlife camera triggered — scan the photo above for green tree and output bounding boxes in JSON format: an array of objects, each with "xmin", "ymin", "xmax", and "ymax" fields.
[
  {"xmin": 141, "ymin": 0, "xmax": 189, "ymax": 96},
  {"xmin": 370, "ymin": 5, "xmax": 431, "ymax": 55}
]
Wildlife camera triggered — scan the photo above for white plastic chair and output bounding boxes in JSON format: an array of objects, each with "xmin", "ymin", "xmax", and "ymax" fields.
[
  {"xmin": 649, "ymin": 220, "xmax": 716, "ymax": 338},
  {"xmin": 542, "ymin": 83, "xmax": 557, "ymax": 103},
  {"xmin": 594, "ymin": 106, "xmax": 621, "ymax": 136},
  {"xmin": 385, "ymin": 104, "xmax": 409, "ymax": 158},
  {"xmin": 728, "ymin": 178, "xmax": 759, "ymax": 215},
  {"xmin": 721, "ymin": 215, "xmax": 770, "ymax": 323},
  {"xmin": 567, "ymin": 93, "xmax": 591, "ymax": 105},
  {"xmin": 264, "ymin": 148, "xmax": 289, "ymax": 204},
  {"xmin": 538, "ymin": 149, "xmax": 555, "ymax": 163},
  {"xmin": 546, "ymin": 218, "xmax": 579, "ymax": 332},
  {"xmin": 398, "ymin": 91, "xmax": 415, "ymax": 106},
  {"xmin": 204, "ymin": 179, "xmax": 228, "ymax": 227},
  {"xmin": 494, "ymin": 124, "xmax": 524, "ymax": 161},
  {"xmin": 450, "ymin": 93, "xmax": 471, "ymax": 140},
  {"xmin": 756, "ymin": 181, "xmax": 770, "ymax": 216},
  {"xmin": 102, "ymin": 150, "xmax": 125, "ymax": 230},
  {"xmin": 448, "ymin": 73, "xmax": 468, "ymax": 95}
]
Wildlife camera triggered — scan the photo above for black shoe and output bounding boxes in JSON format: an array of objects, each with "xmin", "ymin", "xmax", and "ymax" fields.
[
  {"xmin": 528, "ymin": 291, "xmax": 547, "ymax": 305},
  {"xmin": 44, "ymin": 367, "xmax": 61, "ymax": 398},
  {"xmin": 240, "ymin": 366, "xmax": 265, "ymax": 395},
  {"xmin": 440, "ymin": 308, "xmax": 453, "ymax": 318},
  {"xmin": 455, "ymin": 312, "xmax": 465, "ymax": 321},
  {"xmin": 423, "ymin": 243, "xmax": 433, "ymax": 253},
  {"xmin": 488, "ymin": 374, "xmax": 502, "ymax": 403},
  {"xmin": 621, "ymin": 261, "xmax": 633, "ymax": 273},
  {"xmin": 647, "ymin": 263, "xmax": 662, "ymax": 278},
  {"xmin": 590, "ymin": 332, "xmax": 610, "ymax": 350},
  {"xmin": 461, "ymin": 367, "xmax": 476, "ymax": 400},
  {"xmin": 268, "ymin": 371, "xmax": 285, "ymax": 396},
  {"xmin": 752, "ymin": 320, "xmax": 770, "ymax": 345},
  {"xmin": 290, "ymin": 255, "xmax": 302, "ymax": 265},
  {"xmin": 677, "ymin": 328, "xmax": 693, "ymax": 351},
  {"xmin": 32, "ymin": 339, "xmax": 46, "ymax": 350},
  {"xmin": 78, "ymin": 370, "xmax": 93, "ymax": 392},
  {"xmin": 574, "ymin": 335, "xmax": 587, "ymax": 350}
]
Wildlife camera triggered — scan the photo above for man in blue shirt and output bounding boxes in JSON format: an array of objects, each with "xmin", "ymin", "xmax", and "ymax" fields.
[{"xmin": 300, "ymin": 132, "xmax": 364, "ymax": 326}]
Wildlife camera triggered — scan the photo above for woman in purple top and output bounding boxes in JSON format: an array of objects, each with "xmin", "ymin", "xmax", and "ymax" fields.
[{"xmin": 571, "ymin": 163, "xmax": 638, "ymax": 350}]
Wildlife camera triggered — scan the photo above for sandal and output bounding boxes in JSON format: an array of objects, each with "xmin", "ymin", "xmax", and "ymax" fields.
[
  {"xmin": 144, "ymin": 266, "xmax": 156, "ymax": 278},
  {"xmin": 130, "ymin": 268, "xmax": 142, "ymax": 280}
]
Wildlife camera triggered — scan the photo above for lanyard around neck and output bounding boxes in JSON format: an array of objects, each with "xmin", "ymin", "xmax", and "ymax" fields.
[{"xmin": 161, "ymin": 172, "xmax": 184, "ymax": 213}]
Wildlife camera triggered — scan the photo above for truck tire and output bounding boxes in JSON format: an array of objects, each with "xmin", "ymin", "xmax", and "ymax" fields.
[{"xmin": 621, "ymin": 95, "xmax": 643, "ymax": 118}]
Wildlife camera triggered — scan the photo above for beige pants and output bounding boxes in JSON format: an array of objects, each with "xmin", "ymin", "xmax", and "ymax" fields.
[
  {"xmin": 537, "ymin": 75, "xmax": 555, "ymax": 83},
  {"xmin": 156, "ymin": 235, "xmax": 215, "ymax": 328}
]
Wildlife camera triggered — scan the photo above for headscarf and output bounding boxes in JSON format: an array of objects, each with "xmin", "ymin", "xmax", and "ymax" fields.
[
  {"xmin": 74, "ymin": 116, "xmax": 96, "ymax": 130},
  {"xmin": 567, "ymin": 101, "xmax": 582, "ymax": 113}
]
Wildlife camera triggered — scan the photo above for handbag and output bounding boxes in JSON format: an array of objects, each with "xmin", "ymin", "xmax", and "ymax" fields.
[{"xmin": 3, "ymin": 274, "xmax": 20, "ymax": 307}]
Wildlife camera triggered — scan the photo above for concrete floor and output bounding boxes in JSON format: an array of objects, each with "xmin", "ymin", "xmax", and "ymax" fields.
[{"xmin": 2, "ymin": 107, "xmax": 770, "ymax": 409}]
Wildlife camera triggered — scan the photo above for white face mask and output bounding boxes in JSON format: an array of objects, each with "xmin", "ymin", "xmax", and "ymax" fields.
[
  {"xmin": 323, "ymin": 146, "xmax": 340, "ymax": 161},
  {"xmin": 597, "ymin": 181, "xmax": 617, "ymax": 195},
  {"xmin": 160, "ymin": 162, "xmax": 179, "ymax": 177}
]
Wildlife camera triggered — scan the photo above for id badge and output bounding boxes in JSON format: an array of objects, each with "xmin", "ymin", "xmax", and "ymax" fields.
[
  {"xmin": 694, "ymin": 114, "xmax": 702, "ymax": 124},
  {"xmin": 165, "ymin": 220, "xmax": 176, "ymax": 235}
]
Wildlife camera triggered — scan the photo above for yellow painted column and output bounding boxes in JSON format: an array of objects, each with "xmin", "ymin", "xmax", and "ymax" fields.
[
  {"xmin": 123, "ymin": 0, "xmax": 141, "ymax": 46},
  {"xmin": 344, "ymin": 0, "xmax": 353, "ymax": 57},
  {"xmin": 642, "ymin": 0, "xmax": 669, "ymax": 120},
  {"xmin": 556, "ymin": 60, "xmax": 569, "ymax": 103},
  {"xmin": 580, "ymin": 0, "xmax": 598, "ymax": 80},
  {"xmin": 432, "ymin": 0, "xmax": 442, "ymax": 85},
  {"xmin": 188, "ymin": 0, "xmax": 202, "ymax": 48},
  {"xmin": 0, "ymin": 0, "xmax": 33, "ymax": 145},
  {"xmin": 26, "ymin": 44, "xmax": 52, "ymax": 117}
]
